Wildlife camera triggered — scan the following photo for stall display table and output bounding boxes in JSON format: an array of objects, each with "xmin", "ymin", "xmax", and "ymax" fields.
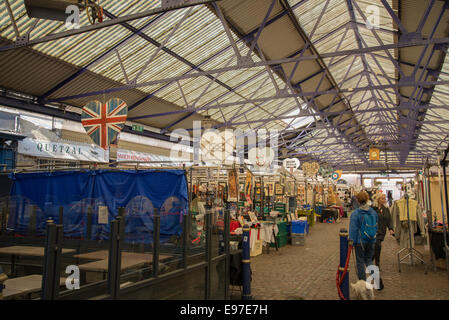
[
  {"xmin": 318, "ymin": 208, "xmax": 339, "ymax": 223},
  {"xmin": 330, "ymin": 206, "xmax": 344, "ymax": 218}
]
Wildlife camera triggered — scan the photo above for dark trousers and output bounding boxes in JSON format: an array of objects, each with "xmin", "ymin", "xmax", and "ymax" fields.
[
  {"xmin": 374, "ymin": 239, "xmax": 382, "ymax": 267},
  {"xmin": 354, "ymin": 243, "xmax": 375, "ymax": 281}
]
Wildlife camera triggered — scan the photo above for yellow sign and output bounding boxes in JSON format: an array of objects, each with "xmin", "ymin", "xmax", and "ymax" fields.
[{"xmin": 369, "ymin": 148, "xmax": 380, "ymax": 161}]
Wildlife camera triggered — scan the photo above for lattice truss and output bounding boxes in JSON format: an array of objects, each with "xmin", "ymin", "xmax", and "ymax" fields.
[{"xmin": 1, "ymin": 0, "xmax": 449, "ymax": 170}]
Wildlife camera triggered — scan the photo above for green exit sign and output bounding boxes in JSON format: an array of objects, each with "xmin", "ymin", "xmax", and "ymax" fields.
[{"xmin": 132, "ymin": 124, "xmax": 144, "ymax": 132}]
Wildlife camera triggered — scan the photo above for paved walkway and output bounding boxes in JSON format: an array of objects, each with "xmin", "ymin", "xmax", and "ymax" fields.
[{"xmin": 249, "ymin": 217, "xmax": 449, "ymax": 300}]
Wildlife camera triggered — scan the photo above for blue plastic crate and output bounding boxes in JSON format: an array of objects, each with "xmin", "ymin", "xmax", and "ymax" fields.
[{"xmin": 291, "ymin": 220, "xmax": 308, "ymax": 234}]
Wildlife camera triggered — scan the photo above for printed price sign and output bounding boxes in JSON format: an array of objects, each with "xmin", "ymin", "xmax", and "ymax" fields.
[{"xmin": 98, "ymin": 206, "xmax": 109, "ymax": 224}]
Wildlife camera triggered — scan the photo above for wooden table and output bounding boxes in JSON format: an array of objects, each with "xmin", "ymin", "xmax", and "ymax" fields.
[
  {"xmin": 0, "ymin": 246, "xmax": 75, "ymax": 256},
  {"xmin": 0, "ymin": 246, "xmax": 76, "ymax": 277},
  {"xmin": 3, "ymin": 274, "xmax": 67, "ymax": 299},
  {"xmin": 74, "ymin": 250, "xmax": 171, "ymax": 262},
  {"xmin": 77, "ymin": 252, "xmax": 172, "ymax": 281}
]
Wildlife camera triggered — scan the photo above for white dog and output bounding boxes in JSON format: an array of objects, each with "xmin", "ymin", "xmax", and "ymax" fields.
[{"xmin": 350, "ymin": 280, "xmax": 375, "ymax": 300}]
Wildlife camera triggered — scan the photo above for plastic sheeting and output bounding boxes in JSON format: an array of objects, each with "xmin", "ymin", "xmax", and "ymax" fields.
[{"xmin": 7, "ymin": 170, "xmax": 188, "ymax": 243}]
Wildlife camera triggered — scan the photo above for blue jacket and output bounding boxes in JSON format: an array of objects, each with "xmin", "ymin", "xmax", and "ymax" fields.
[{"xmin": 349, "ymin": 205, "xmax": 378, "ymax": 244}]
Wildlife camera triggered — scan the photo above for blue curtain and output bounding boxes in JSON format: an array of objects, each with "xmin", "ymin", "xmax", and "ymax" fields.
[{"xmin": 8, "ymin": 170, "xmax": 188, "ymax": 243}]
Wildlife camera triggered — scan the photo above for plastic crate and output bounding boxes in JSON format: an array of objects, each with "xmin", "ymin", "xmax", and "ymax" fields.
[
  {"xmin": 291, "ymin": 233, "xmax": 305, "ymax": 246},
  {"xmin": 269, "ymin": 232, "xmax": 288, "ymax": 248},
  {"xmin": 291, "ymin": 221, "xmax": 307, "ymax": 234},
  {"xmin": 277, "ymin": 221, "xmax": 288, "ymax": 234},
  {"xmin": 274, "ymin": 203, "xmax": 286, "ymax": 213}
]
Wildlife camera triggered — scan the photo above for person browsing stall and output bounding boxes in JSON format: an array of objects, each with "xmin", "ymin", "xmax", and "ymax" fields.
[
  {"xmin": 349, "ymin": 191, "xmax": 378, "ymax": 281},
  {"xmin": 373, "ymin": 193, "xmax": 394, "ymax": 268}
]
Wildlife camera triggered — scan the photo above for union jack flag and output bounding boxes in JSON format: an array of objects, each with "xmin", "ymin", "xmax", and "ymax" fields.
[{"xmin": 81, "ymin": 98, "xmax": 128, "ymax": 150}]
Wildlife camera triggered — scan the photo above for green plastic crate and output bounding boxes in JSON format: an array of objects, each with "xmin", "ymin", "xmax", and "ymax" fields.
[
  {"xmin": 274, "ymin": 203, "xmax": 286, "ymax": 213},
  {"xmin": 270, "ymin": 231, "xmax": 288, "ymax": 248},
  {"xmin": 276, "ymin": 221, "xmax": 288, "ymax": 234}
]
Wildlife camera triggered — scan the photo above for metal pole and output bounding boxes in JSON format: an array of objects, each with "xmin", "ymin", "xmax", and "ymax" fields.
[
  {"xmin": 242, "ymin": 224, "xmax": 252, "ymax": 300},
  {"xmin": 58, "ymin": 206, "xmax": 64, "ymax": 226},
  {"xmin": 405, "ymin": 194, "xmax": 414, "ymax": 265},
  {"xmin": 425, "ymin": 165, "xmax": 437, "ymax": 271},
  {"xmin": 182, "ymin": 212, "xmax": 188, "ymax": 269},
  {"xmin": 339, "ymin": 228, "xmax": 350, "ymax": 300},
  {"xmin": 224, "ymin": 208, "xmax": 230, "ymax": 300},
  {"xmin": 107, "ymin": 217, "xmax": 122, "ymax": 299},
  {"xmin": 204, "ymin": 207, "xmax": 212, "ymax": 300},
  {"xmin": 42, "ymin": 218, "xmax": 62, "ymax": 300},
  {"xmin": 52, "ymin": 223, "xmax": 63, "ymax": 299},
  {"xmin": 0, "ymin": 207, "xmax": 6, "ymax": 235},
  {"xmin": 441, "ymin": 162, "xmax": 449, "ymax": 282},
  {"xmin": 152, "ymin": 209, "xmax": 160, "ymax": 278}
]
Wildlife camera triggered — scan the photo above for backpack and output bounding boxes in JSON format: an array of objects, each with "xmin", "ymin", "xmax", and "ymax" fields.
[{"xmin": 359, "ymin": 210, "xmax": 377, "ymax": 243}]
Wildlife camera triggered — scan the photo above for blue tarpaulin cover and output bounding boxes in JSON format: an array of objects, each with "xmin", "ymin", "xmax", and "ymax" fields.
[{"xmin": 8, "ymin": 170, "xmax": 188, "ymax": 243}]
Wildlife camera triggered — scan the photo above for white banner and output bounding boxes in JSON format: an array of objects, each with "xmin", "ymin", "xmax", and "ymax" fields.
[{"xmin": 18, "ymin": 138, "xmax": 109, "ymax": 163}]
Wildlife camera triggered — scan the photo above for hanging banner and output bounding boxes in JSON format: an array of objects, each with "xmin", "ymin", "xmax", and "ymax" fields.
[
  {"xmin": 244, "ymin": 171, "xmax": 253, "ymax": 204},
  {"xmin": 227, "ymin": 168, "xmax": 239, "ymax": 202},
  {"xmin": 18, "ymin": 137, "xmax": 109, "ymax": 163}
]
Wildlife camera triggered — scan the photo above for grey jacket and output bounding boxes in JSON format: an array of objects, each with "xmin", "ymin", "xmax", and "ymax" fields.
[{"xmin": 373, "ymin": 205, "xmax": 393, "ymax": 241}]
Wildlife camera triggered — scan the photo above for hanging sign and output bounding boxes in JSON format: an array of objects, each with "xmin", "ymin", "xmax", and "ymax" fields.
[
  {"xmin": 318, "ymin": 165, "xmax": 333, "ymax": 178},
  {"xmin": 248, "ymin": 147, "xmax": 275, "ymax": 170},
  {"xmin": 18, "ymin": 137, "xmax": 109, "ymax": 163},
  {"xmin": 369, "ymin": 148, "xmax": 380, "ymax": 161},
  {"xmin": 302, "ymin": 161, "xmax": 319, "ymax": 177},
  {"xmin": 227, "ymin": 168, "xmax": 239, "ymax": 202},
  {"xmin": 331, "ymin": 170, "xmax": 342, "ymax": 181},
  {"xmin": 244, "ymin": 171, "xmax": 253, "ymax": 202},
  {"xmin": 283, "ymin": 158, "xmax": 300, "ymax": 174},
  {"xmin": 81, "ymin": 98, "xmax": 128, "ymax": 150}
]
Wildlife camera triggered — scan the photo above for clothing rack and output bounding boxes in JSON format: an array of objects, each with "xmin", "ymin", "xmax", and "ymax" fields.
[{"xmin": 396, "ymin": 193, "xmax": 427, "ymax": 274}]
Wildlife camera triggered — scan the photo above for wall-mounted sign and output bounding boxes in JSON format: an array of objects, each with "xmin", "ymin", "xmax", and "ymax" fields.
[
  {"xmin": 116, "ymin": 149, "xmax": 153, "ymax": 164},
  {"xmin": 18, "ymin": 138, "xmax": 109, "ymax": 163},
  {"xmin": 131, "ymin": 124, "xmax": 144, "ymax": 132}
]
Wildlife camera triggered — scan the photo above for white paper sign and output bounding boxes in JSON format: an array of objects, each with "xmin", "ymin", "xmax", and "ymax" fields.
[
  {"xmin": 18, "ymin": 138, "xmax": 109, "ymax": 163},
  {"xmin": 98, "ymin": 206, "xmax": 108, "ymax": 225},
  {"xmin": 283, "ymin": 158, "xmax": 300, "ymax": 169}
]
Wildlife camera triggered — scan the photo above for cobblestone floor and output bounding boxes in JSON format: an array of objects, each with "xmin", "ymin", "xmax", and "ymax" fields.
[{"xmin": 249, "ymin": 217, "xmax": 449, "ymax": 300}]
